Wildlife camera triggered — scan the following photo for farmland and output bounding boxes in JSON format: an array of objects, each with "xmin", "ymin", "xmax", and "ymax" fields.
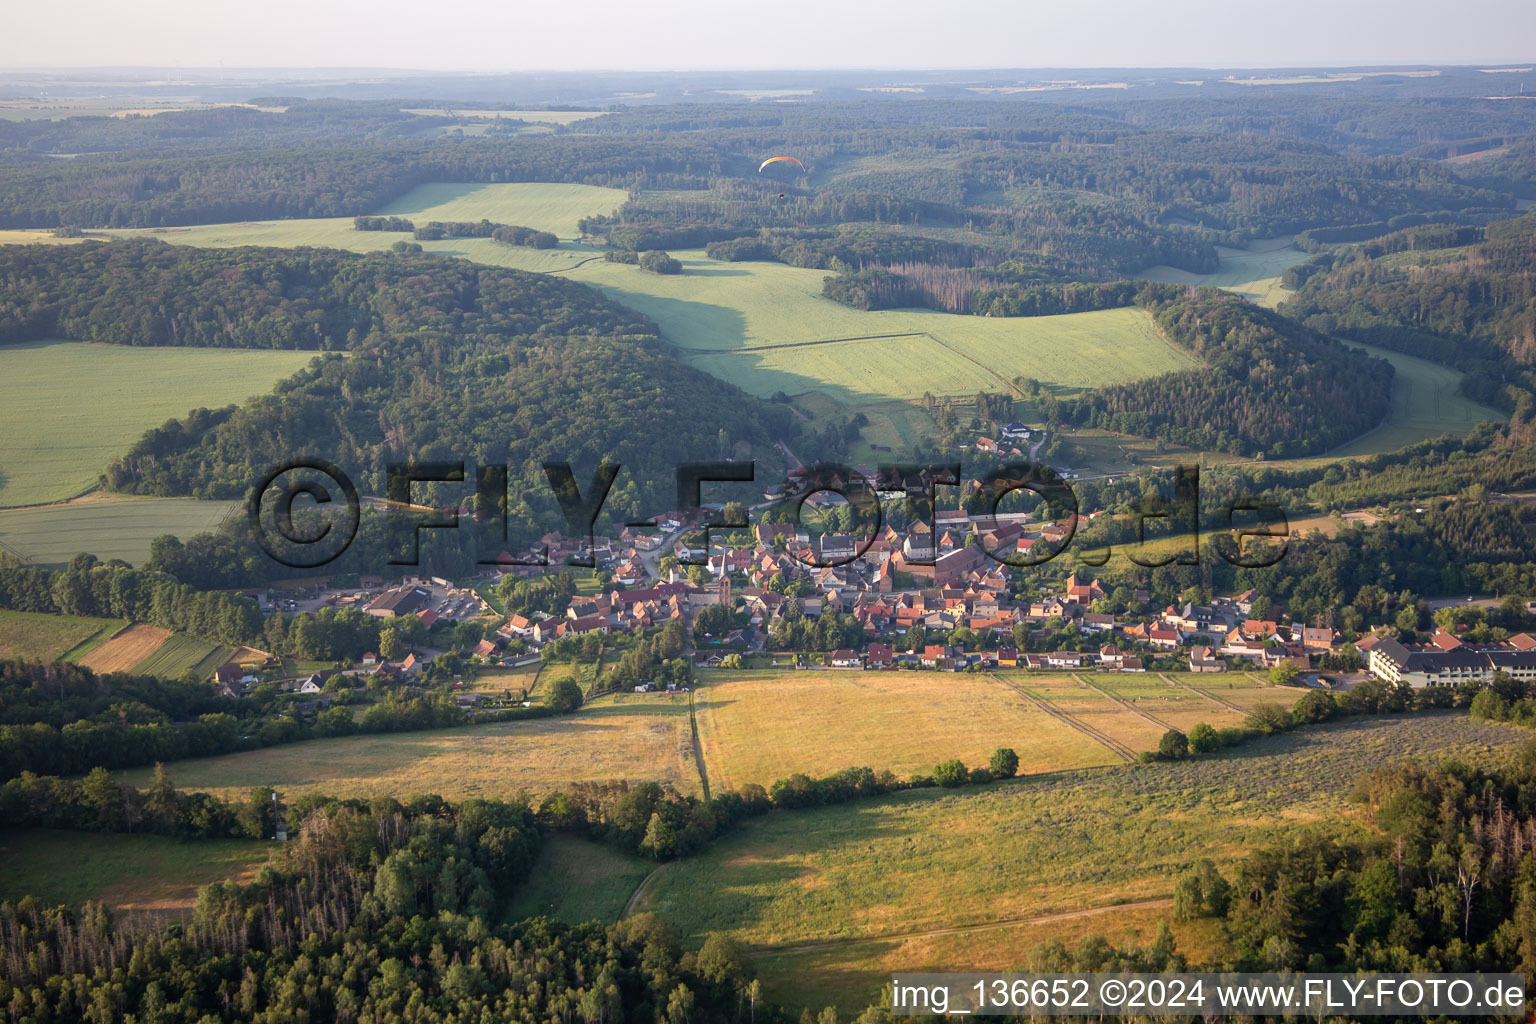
[
  {"xmin": 0, "ymin": 828, "xmax": 273, "ymax": 914},
  {"xmin": 0, "ymin": 609, "xmax": 125, "ymax": 663},
  {"xmin": 76, "ymin": 624, "xmax": 172, "ymax": 674},
  {"xmin": 0, "ymin": 496, "xmax": 237, "ymax": 567},
  {"xmin": 0, "ymin": 340, "xmax": 316, "ymax": 508},
  {"xmin": 117, "ymin": 692, "xmax": 703, "ymax": 801},
  {"xmin": 694, "ymin": 669, "xmax": 1120, "ymax": 790},
  {"xmin": 565, "ymin": 251, "xmax": 1195, "ymax": 400},
  {"xmin": 634, "ymin": 713, "xmax": 1528, "ymax": 1013},
  {"xmin": 106, "ymin": 182, "xmax": 628, "ymax": 258},
  {"xmin": 129, "ymin": 633, "xmax": 229, "ymax": 679}
]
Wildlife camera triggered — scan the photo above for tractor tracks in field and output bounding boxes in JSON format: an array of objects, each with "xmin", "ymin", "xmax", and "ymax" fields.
[
  {"xmin": 989, "ymin": 673, "xmax": 1136, "ymax": 763},
  {"xmin": 1073, "ymin": 674, "xmax": 1175, "ymax": 733},
  {"xmin": 1160, "ymin": 672, "xmax": 1244, "ymax": 714}
]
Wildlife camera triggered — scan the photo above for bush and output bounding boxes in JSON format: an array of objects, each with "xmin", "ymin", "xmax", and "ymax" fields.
[
  {"xmin": 933, "ymin": 759, "xmax": 968, "ymax": 788},
  {"xmin": 1292, "ymin": 690, "xmax": 1339, "ymax": 724},
  {"xmin": 1245, "ymin": 702, "xmax": 1294, "ymax": 735},
  {"xmin": 639, "ymin": 250, "xmax": 683, "ymax": 275},
  {"xmin": 989, "ymin": 747, "xmax": 1020, "ymax": 779},
  {"xmin": 544, "ymin": 678, "xmax": 584, "ymax": 714},
  {"xmin": 1157, "ymin": 728, "xmax": 1189, "ymax": 760},
  {"xmin": 1470, "ymin": 688, "xmax": 1511, "ymax": 722},
  {"xmin": 967, "ymin": 766, "xmax": 994, "ymax": 785},
  {"xmin": 1187, "ymin": 722, "xmax": 1219, "ymax": 754}
]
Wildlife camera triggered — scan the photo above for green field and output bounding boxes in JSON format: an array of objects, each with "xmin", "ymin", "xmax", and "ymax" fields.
[
  {"xmin": 0, "ymin": 609, "xmax": 125, "ymax": 663},
  {"xmin": 107, "ymin": 182, "xmax": 628, "ymax": 259},
  {"xmin": 563, "ymin": 252, "xmax": 1195, "ymax": 401},
  {"xmin": 130, "ymin": 633, "xmax": 229, "ymax": 679},
  {"xmin": 118, "ymin": 692, "xmax": 703, "ymax": 801},
  {"xmin": 634, "ymin": 713, "xmax": 1527, "ymax": 1013},
  {"xmin": 1326, "ymin": 342, "xmax": 1504, "ymax": 456},
  {"xmin": 0, "ymin": 340, "xmax": 316, "ymax": 507},
  {"xmin": 504, "ymin": 835, "xmax": 655, "ymax": 925},
  {"xmin": 0, "ymin": 496, "xmax": 237, "ymax": 566},
  {"xmin": 1141, "ymin": 235, "xmax": 1308, "ymax": 309},
  {"xmin": 0, "ymin": 828, "xmax": 273, "ymax": 912}
]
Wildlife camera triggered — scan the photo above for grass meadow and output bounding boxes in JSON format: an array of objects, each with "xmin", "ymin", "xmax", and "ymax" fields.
[
  {"xmin": 0, "ymin": 828, "xmax": 273, "ymax": 913},
  {"xmin": 504, "ymin": 835, "xmax": 655, "ymax": 926},
  {"xmin": 0, "ymin": 609, "xmax": 126, "ymax": 663},
  {"xmin": 118, "ymin": 692, "xmax": 703, "ymax": 801},
  {"xmin": 1140, "ymin": 236, "xmax": 1309, "ymax": 309},
  {"xmin": 0, "ymin": 496, "xmax": 238, "ymax": 566},
  {"xmin": 0, "ymin": 340, "xmax": 315, "ymax": 507},
  {"xmin": 565, "ymin": 252, "xmax": 1194, "ymax": 401},
  {"xmin": 105, "ymin": 182, "xmax": 627, "ymax": 257},
  {"xmin": 635, "ymin": 713, "xmax": 1529, "ymax": 1013}
]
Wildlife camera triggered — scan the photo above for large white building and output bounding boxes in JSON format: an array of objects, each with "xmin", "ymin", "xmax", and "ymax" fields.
[{"xmin": 1368, "ymin": 637, "xmax": 1536, "ymax": 688}]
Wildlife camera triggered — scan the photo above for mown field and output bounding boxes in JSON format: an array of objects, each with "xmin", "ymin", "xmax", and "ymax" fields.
[
  {"xmin": 76, "ymin": 624, "xmax": 173, "ymax": 674},
  {"xmin": 0, "ymin": 609, "xmax": 126, "ymax": 663},
  {"xmin": 635, "ymin": 713, "xmax": 1529, "ymax": 1013},
  {"xmin": 692, "ymin": 670, "xmax": 1271, "ymax": 791},
  {"xmin": 118, "ymin": 692, "xmax": 703, "ymax": 801},
  {"xmin": 0, "ymin": 340, "xmax": 316, "ymax": 507},
  {"xmin": 504, "ymin": 835, "xmax": 654, "ymax": 926},
  {"xmin": 130, "ymin": 633, "xmax": 229, "ymax": 679},
  {"xmin": 0, "ymin": 828, "xmax": 273, "ymax": 913},
  {"xmin": 0, "ymin": 496, "xmax": 237, "ymax": 567}
]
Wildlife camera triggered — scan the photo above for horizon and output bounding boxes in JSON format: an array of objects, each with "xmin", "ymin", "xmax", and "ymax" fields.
[{"xmin": 8, "ymin": 0, "xmax": 1536, "ymax": 74}]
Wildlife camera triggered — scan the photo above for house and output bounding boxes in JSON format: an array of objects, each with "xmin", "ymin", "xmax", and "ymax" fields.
[
  {"xmin": 297, "ymin": 675, "xmax": 324, "ymax": 695},
  {"xmin": 360, "ymin": 651, "xmax": 378, "ymax": 666},
  {"xmin": 400, "ymin": 653, "xmax": 421, "ymax": 676},
  {"xmin": 1118, "ymin": 657, "xmax": 1146, "ymax": 673},
  {"xmin": 1188, "ymin": 646, "xmax": 1225, "ymax": 673},
  {"xmin": 828, "ymin": 649, "xmax": 863, "ymax": 669},
  {"xmin": 1098, "ymin": 644, "xmax": 1123, "ymax": 668},
  {"xmin": 1066, "ymin": 577, "xmax": 1106, "ymax": 604},
  {"xmin": 1301, "ymin": 627, "xmax": 1337, "ymax": 650},
  {"xmin": 1147, "ymin": 626, "xmax": 1184, "ymax": 649},
  {"xmin": 1045, "ymin": 650, "xmax": 1084, "ymax": 669},
  {"xmin": 473, "ymin": 638, "xmax": 498, "ymax": 659},
  {"xmin": 996, "ymin": 647, "xmax": 1019, "ymax": 668},
  {"xmin": 867, "ymin": 643, "xmax": 895, "ymax": 668}
]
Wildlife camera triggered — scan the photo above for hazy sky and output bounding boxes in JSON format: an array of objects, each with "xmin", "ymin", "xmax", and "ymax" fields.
[{"xmin": 7, "ymin": 0, "xmax": 1535, "ymax": 70}]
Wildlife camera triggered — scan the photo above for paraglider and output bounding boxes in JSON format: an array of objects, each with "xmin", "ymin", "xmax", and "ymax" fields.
[{"xmin": 758, "ymin": 156, "xmax": 805, "ymax": 174}]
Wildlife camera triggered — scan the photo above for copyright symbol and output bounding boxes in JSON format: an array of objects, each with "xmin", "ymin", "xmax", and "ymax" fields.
[
  {"xmin": 247, "ymin": 459, "xmax": 360, "ymax": 569},
  {"xmin": 1100, "ymin": 979, "xmax": 1126, "ymax": 1008}
]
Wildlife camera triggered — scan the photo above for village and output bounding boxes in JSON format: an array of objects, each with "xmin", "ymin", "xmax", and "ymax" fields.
[{"xmin": 221, "ymin": 483, "xmax": 1536, "ymax": 698}]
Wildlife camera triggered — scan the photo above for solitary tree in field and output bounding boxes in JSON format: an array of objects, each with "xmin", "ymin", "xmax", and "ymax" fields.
[{"xmin": 989, "ymin": 747, "xmax": 1019, "ymax": 779}]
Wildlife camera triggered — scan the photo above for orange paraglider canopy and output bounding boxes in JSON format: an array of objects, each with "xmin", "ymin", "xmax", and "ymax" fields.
[{"xmin": 758, "ymin": 156, "xmax": 805, "ymax": 173}]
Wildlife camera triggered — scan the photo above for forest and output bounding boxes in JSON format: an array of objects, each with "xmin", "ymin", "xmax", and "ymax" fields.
[{"xmin": 0, "ymin": 240, "xmax": 789, "ymax": 545}]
